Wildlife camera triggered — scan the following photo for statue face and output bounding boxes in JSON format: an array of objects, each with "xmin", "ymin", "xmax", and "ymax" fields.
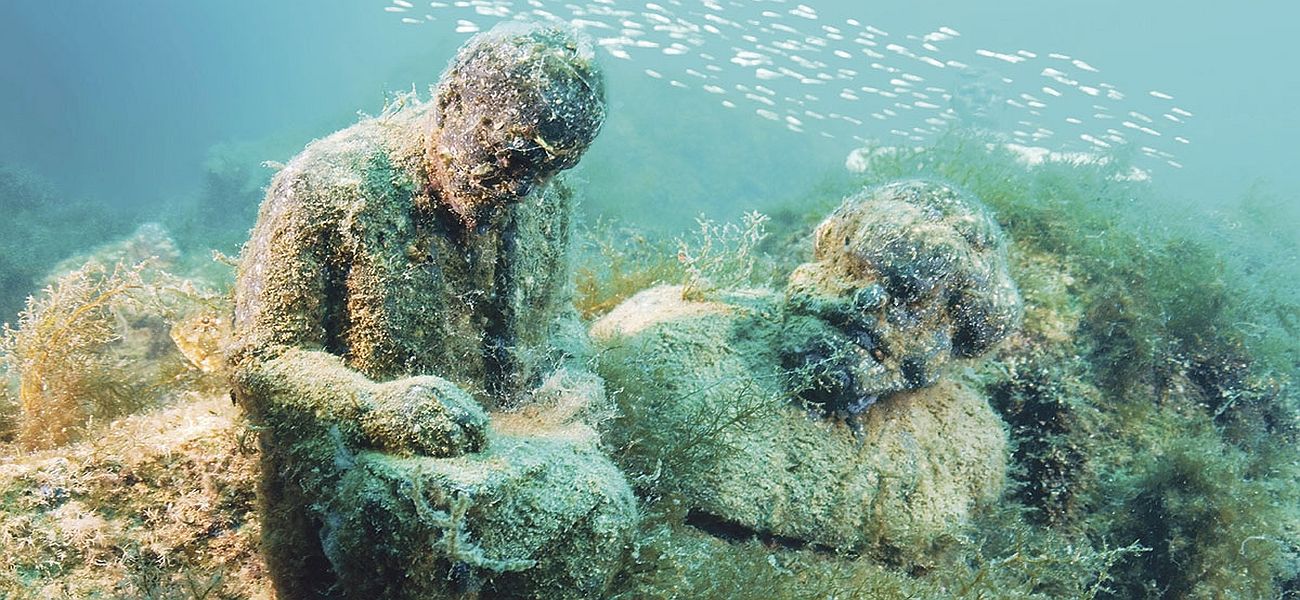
[
  {"xmin": 432, "ymin": 22, "xmax": 606, "ymax": 220},
  {"xmin": 781, "ymin": 180, "xmax": 1022, "ymax": 415}
]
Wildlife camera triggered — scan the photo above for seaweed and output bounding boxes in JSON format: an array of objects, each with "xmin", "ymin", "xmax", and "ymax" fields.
[
  {"xmin": 987, "ymin": 357, "xmax": 1090, "ymax": 526},
  {"xmin": 1098, "ymin": 434, "xmax": 1299, "ymax": 599},
  {"xmin": 675, "ymin": 210, "xmax": 772, "ymax": 300},
  {"xmin": 0, "ymin": 253, "xmax": 226, "ymax": 449},
  {"xmin": 594, "ymin": 338, "xmax": 782, "ymax": 502},
  {"xmin": 1, "ymin": 261, "xmax": 153, "ymax": 448},
  {"xmin": 573, "ymin": 219, "xmax": 681, "ymax": 320},
  {"xmin": 574, "ymin": 210, "xmax": 776, "ymax": 319},
  {"xmin": 608, "ymin": 505, "xmax": 1154, "ymax": 600}
]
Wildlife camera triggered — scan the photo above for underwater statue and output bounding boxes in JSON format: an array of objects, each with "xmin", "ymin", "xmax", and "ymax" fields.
[
  {"xmin": 228, "ymin": 23, "xmax": 636, "ymax": 599},
  {"xmin": 782, "ymin": 178, "xmax": 1023, "ymax": 414},
  {"xmin": 592, "ymin": 179, "xmax": 1022, "ymax": 564}
]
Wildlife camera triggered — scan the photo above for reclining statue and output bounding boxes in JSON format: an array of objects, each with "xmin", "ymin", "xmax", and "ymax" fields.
[
  {"xmin": 592, "ymin": 179, "xmax": 1021, "ymax": 564},
  {"xmin": 228, "ymin": 23, "xmax": 636, "ymax": 599}
]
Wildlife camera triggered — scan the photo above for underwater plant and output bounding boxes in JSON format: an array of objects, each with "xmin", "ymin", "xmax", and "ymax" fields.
[
  {"xmin": 1098, "ymin": 433, "xmax": 1299, "ymax": 599},
  {"xmin": 0, "ymin": 226, "xmax": 228, "ymax": 449},
  {"xmin": 575, "ymin": 209, "xmax": 778, "ymax": 319},
  {"xmin": 574, "ymin": 219, "xmax": 682, "ymax": 320},
  {"xmin": 2, "ymin": 261, "xmax": 154, "ymax": 448},
  {"xmin": 986, "ymin": 355, "xmax": 1092, "ymax": 526},
  {"xmin": 675, "ymin": 210, "xmax": 772, "ymax": 300}
]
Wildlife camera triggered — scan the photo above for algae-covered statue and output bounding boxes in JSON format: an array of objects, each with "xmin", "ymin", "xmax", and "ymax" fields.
[
  {"xmin": 592, "ymin": 179, "xmax": 1021, "ymax": 564},
  {"xmin": 781, "ymin": 178, "xmax": 1023, "ymax": 417},
  {"xmin": 228, "ymin": 23, "xmax": 636, "ymax": 599}
]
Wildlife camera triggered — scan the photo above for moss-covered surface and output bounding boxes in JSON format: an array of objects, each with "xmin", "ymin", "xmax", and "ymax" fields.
[
  {"xmin": 0, "ymin": 131, "xmax": 1296, "ymax": 598},
  {"xmin": 0, "ymin": 395, "xmax": 268, "ymax": 599},
  {"xmin": 324, "ymin": 423, "xmax": 637, "ymax": 599},
  {"xmin": 229, "ymin": 96, "xmax": 581, "ymax": 408},
  {"xmin": 592, "ymin": 285, "xmax": 1007, "ymax": 564},
  {"xmin": 225, "ymin": 23, "xmax": 640, "ymax": 599},
  {"xmin": 578, "ymin": 133, "xmax": 1298, "ymax": 598},
  {"xmin": 432, "ymin": 22, "xmax": 606, "ymax": 224}
]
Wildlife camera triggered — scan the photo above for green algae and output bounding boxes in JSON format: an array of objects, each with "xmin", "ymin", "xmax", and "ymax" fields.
[
  {"xmin": 0, "ymin": 121, "xmax": 1296, "ymax": 598},
  {"xmin": 571, "ymin": 132, "xmax": 1298, "ymax": 598},
  {"xmin": 819, "ymin": 133, "xmax": 1300, "ymax": 598},
  {"xmin": 593, "ymin": 285, "xmax": 1009, "ymax": 563},
  {"xmin": 0, "ymin": 225, "xmax": 229, "ymax": 449}
]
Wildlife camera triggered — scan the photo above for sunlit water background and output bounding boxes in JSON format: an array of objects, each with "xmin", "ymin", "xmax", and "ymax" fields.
[{"xmin": 1, "ymin": 0, "xmax": 1296, "ymax": 237}]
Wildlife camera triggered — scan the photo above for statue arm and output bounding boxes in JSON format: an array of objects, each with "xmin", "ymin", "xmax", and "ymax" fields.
[
  {"xmin": 229, "ymin": 166, "xmax": 486, "ymax": 457},
  {"xmin": 234, "ymin": 348, "xmax": 486, "ymax": 456}
]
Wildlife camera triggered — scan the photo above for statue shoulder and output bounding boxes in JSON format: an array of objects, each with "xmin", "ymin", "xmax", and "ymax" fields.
[{"xmin": 269, "ymin": 120, "xmax": 392, "ymax": 205}]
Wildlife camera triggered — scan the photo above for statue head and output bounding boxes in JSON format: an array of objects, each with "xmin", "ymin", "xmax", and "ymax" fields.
[
  {"xmin": 430, "ymin": 22, "xmax": 606, "ymax": 223},
  {"xmin": 781, "ymin": 179, "xmax": 1022, "ymax": 416}
]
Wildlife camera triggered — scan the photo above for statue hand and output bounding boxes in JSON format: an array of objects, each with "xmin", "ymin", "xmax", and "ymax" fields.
[{"xmin": 362, "ymin": 376, "xmax": 489, "ymax": 457}]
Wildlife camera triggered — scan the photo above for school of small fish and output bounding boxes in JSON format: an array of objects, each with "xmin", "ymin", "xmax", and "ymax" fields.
[{"xmin": 384, "ymin": 0, "xmax": 1192, "ymax": 170}]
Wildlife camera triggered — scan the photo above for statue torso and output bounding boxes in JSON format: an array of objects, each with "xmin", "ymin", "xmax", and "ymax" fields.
[{"xmin": 235, "ymin": 102, "xmax": 576, "ymax": 405}]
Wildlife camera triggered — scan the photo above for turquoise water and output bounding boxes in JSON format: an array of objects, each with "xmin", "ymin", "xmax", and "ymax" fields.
[
  {"xmin": 1, "ymin": 2, "xmax": 1297, "ymax": 598},
  {"xmin": 2, "ymin": 1, "xmax": 1298, "ymax": 230}
]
